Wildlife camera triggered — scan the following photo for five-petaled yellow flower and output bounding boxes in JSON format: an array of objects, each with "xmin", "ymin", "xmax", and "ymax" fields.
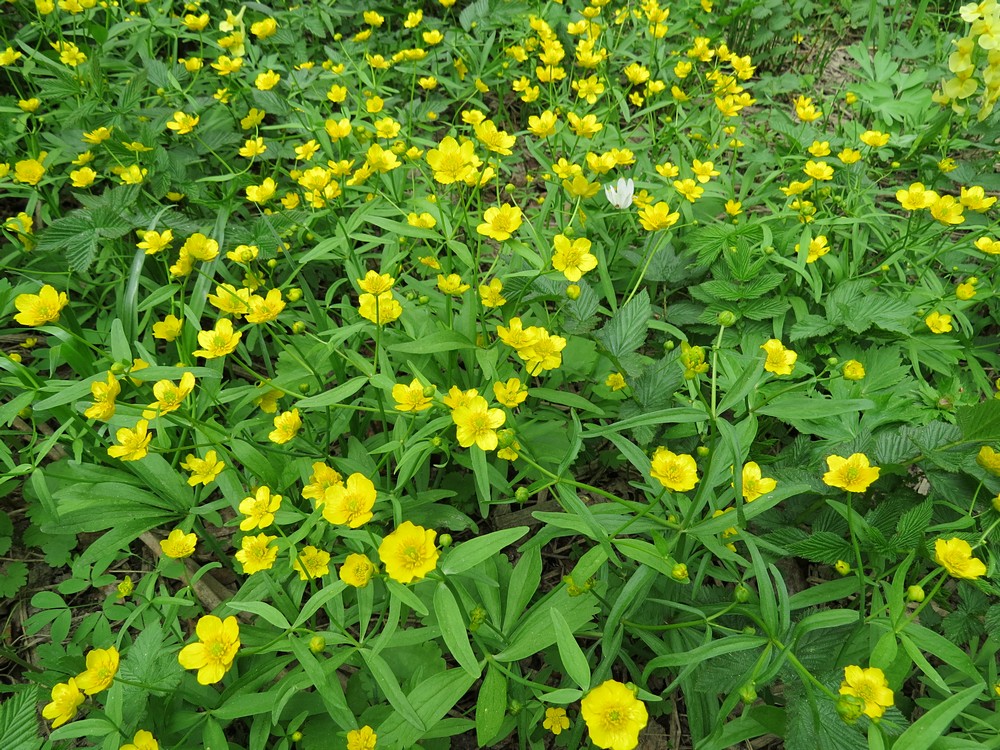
[
  {"xmin": 177, "ymin": 615, "xmax": 241, "ymax": 685},
  {"xmin": 934, "ymin": 538, "xmax": 987, "ymax": 580},
  {"xmin": 193, "ymin": 318, "xmax": 242, "ymax": 359},
  {"xmin": 581, "ymin": 679, "xmax": 649, "ymax": 750},
  {"xmin": 180, "ymin": 450, "xmax": 225, "ymax": 486},
  {"xmin": 292, "ymin": 545, "xmax": 331, "ymax": 580},
  {"xmin": 452, "ymin": 395, "xmax": 506, "ymax": 451},
  {"xmin": 340, "ymin": 552, "xmax": 376, "ymax": 587},
  {"xmin": 378, "ymin": 521, "xmax": 439, "ymax": 584},
  {"xmin": 42, "ymin": 678, "xmax": 84, "ymax": 728},
  {"xmin": 322, "ymin": 473, "xmax": 377, "ymax": 528},
  {"xmin": 268, "ymin": 408, "xmax": 302, "ymax": 444},
  {"xmin": 236, "ymin": 533, "xmax": 279, "ymax": 574},
  {"xmin": 239, "ymin": 486, "xmax": 282, "ymax": 531},
  {"xmin": 14, "ymin": 284, "xmax": 68, "ymax": 327},
  {"xmin": 650, "ymin": 448, "xmax": 699, "ymax": 492},
  {"xmin": 822, "ymin": 453, "xmax": 880, "ymax": 493},
  {"xmin": 839, "ymin": 666, "xmax": 894, "ymax": 719},
  {"xmin": 543, "ymin": 707, "xmax": 571, "ymax": 735},
  {"xmin": 120, "ymin": 730, "xmax": 159, "ymax": 750},
  {"xmin": 760, "ymin": 339, "xmax": 797, "ymax": 375},
  {"xmin": 738, "ymin": 462, "xmax": 777, "ymax": 502},
  {"xmin": 346, "ymin": 725, "xmax": 377, "ymax": 750},
  {"xmin": 108, "ymin": 420, "xmax": 152, "ymax": 462},
  {"xmin": 392, "ymin": 378, "xmax": 434, "ymax": 411},
  {"xmin": 160, "ymin": 529, "xmax": 197, "ymax": 559},
  {"xmin": 477, "ymin": 204, "xmax": 522, "ymax": 241},
  {"xmin": 75, "ymin": 646, "xmax": 119, "ymax": 695},
  {"xmin": 552, "ymin": 234, "xmax": 598, "ymax": 282}
]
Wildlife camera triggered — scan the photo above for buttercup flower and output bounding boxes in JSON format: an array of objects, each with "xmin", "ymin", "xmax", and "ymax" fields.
[
  {"xmin": 739, "ymin": 462, "xmax": 777, "ymax": 502},
  {"xmin": 160, "ymin": 529, "xmax": 197, "ymax": 559},
  {"xmin": 346, "ymin": 726, "xmax": 377, "ymax": 750},
  {"xmin": 452, "ymin": 395, "xmax": 506, "ymax": 450},
  {"xmin": 552, "ymin": 234, "xmax": 598, "ymax": 282},
  {"xmin": 650, "ymin": 448, "xmax": 699, "ymax": 492},
  {"xmin": 477, "ymin": 204, "xmax": 523, "ymax": 241},
  {"xmin": 543, "ymin": 707, "xmax": 571, "ymax": 735},
  {"xmin": 235, "ymin": 533, "xmax": 278, "ymax": 574},
  {"xmin": 292, "ymin": 545, "xmax": 331, "ymax": 580},
  {"xmin": 934, "ymin": 538, "xmax": 987, "ymax": 579},
  {"xmin": 925, "ymin": 311, "xmax": 953, "ymax": 334},
  {"xmin": 638, "ymin": 201, "xmax": 680, "ymax": 231},
  {"xmin": 108, "ymin": 420, "xmax": 152, "ymax": 462},
  {"xmin": 84, "ymin": 371, "xmax": 120, "ymax": 421},
  {"xmin": 322, "ymin": 472, "xmax": 377, "ymax": 528},
  {"xmin": 42, "ymin": 678, "xmax": 84, "ymax": 728},
  {"xmin": 268, "ymin": 408, "xmax": 301, "ymax": 444},
  {"xmin": 120, "ymin": 730, "xmax": 159, "ymax": 750},
  {"xmin": 178, "ymin": 615, "xmax": 240, "ymax": 685},
  {"xmin": 193, "ymin": 318, "xmax": 242, "ymax": 358},
  {"xmin": 378, "ymin": 521, "xmax": 439, "ymax": 583},
  {"xmin": 14, "ymin": 284, "xmax": 68, "ymax": 327},
  {"xmin": 239, "ymin": 486, "xmax": 282, "ymax": 531},
  {"xmin": 340, "ymin": 553, "xmax": 376, "ymax": 587},
  {"xmin": 180, "ymin": 450, "xmax": 224, "ymax": 486},
  {"xmin": 303, "ymin": 462, "xmax": 342, "ymax": 505},
  {"xmin": 839, "ymin": 666, "xmax": 894, "ymax": 719},
  {"xmin": 761, "ymin": 339, "xmax": 797, "ymax": 375},
  {"xmin": 142, "ymin": 372, "xmax": 196, "ymax": 418},
  {"xmin": 75, "ymin": 646, "xmax": 119, "ymax": 695},
  {"xmin": 581, "ymin": 680, "xmax": 649, "ymax": 750},
  {"xmin": 842, "ymin": 360, "xmax": 866, "ymax": 380},
  {"xmin": 822, "ymin": 453, "xmax": 880, "ymax": 493}
]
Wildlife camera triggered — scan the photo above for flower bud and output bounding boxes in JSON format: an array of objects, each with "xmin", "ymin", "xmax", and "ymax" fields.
[
  {"xmin": 418, "ymin": 295, "xmax": 430, "ymax": 305},
  {"xmin": 438, "ymin": 533, "xmax": 453, "ymax": 548},
  {"xmin": 566, "ymin": 284, "xmax": 581, "ymax": 300},
  {"xmin": 110, "ymin": 362, "xmax": 126, "ymax": 375},
  {"xmin": 497, "ymin": 428, "xmax": 517, "ymax": 449},
  {"xmin": 515, "ymin": 487, "xmax": 530, "ymax": 503},
  {"xmin": 508, "ymin": 699, "xmax": 523, "ymax": 715},
  {"xmin": 906, "ymin": 585, "xmax": 925, "ymax": 602},
  {"xmin": 309, "ymin": 635, "xmax": 325, "ymax": 653},
  {"xmin": 717, "ymin": 310, "xmax": 737, "ymax": 326},
  {"xmin": 116, "ymin": 576, "xmax": 134, "ymax": 599},
  {"xmin": 826, "ymin": 357, "xmax": 839, "ymax": 367},
  {"xmin": 671, "ymin": 563, "xmax": 689, "ymax": 582},
  {"xmin": 469, "ymin": 605, "xmax": 487, "ymax": 632},
  {"xmin": 834, "ymin": 560, "xmax": 851, "ymax": 575},
  {"xmin": 267, "ymin": 259, "xmax": 278, "ymax": 268},
  {"xmin": 696, "ymin": 445, "xmax": 710, "ymax": 457},
  {"xmin": 286, "ymin": 288, "xmax": 302, "ymax": 302},
  {"xmin": 664, "ymin": 340, "xmax": 675, "ymax": 351},
  {"xmin": 739, "ymin": 681, "xmax": 757, "ymax": 704},
  {"xmin": 291, "ymin": 321, "xmax": 306, "ymax": 334},
  {"xmin": 734, "ymin": 583, "xmax": 750, "ymax": 602},
  {"xmin": 298, "ymin": 383, "xmax": 310, "ymax": 394},
  {"xmin": 993, "ymin": 494, "xmax": 1000, "ymax": 513},
  {"xmin": 18, "ymin": 406, "xmax": 32, "ymax": 419},
  {"xmin": 291, "ymin": 732, "xmax": 303, "ymax": 742},
  {"xmin": 422, "ymin": 385, "xmax": 437, "ymax": 399}
]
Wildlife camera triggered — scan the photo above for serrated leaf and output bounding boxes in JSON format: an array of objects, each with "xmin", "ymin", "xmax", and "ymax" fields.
[
  {"xmin": 0, "ymin": 687, "xmax": 42, "ymax": 750},
  {"xmin": 891, "ymin": 500, "xmax": 932, "ymax": 550},
  {"xmin": 594, "ymin": 289, "xmax": 649, "ymax": 359},
  {"xmin": 957, "ymin": 400, "xmax": 1000, "ymax": 442},
  {"xmin": 789, "ymin": 314, "xmax": 835, "ymax": 342},
  {"xmin": 984, "ymin": 604, "xmax": 1000, "ymax": 641},
  {"xmin": 740, "ymin": 297, "xmax": 790, "ymax": 321},
  {"xmin": 119, "ymin": 622, "xmax": 182, "ymax": 693},
  {"xmin": 459, "ymin": 0, "xmax": 491, "ymax": 31},
  {"xmin": 787, "ymin": 531, "xmax": 852, "ymax": 564},
  {"xmin": 0, "ymin": 562, "xmax": 28, "ymax": 597}
]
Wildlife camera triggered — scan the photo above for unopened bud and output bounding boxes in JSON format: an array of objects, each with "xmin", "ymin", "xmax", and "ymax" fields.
[
  {"xmin": 717, "ymin": 310, "xmax": 737, "ymax": 326},
  {"xmin": 566, "ymin": 284, "xmax": 581, "ymax": 300},
  {"xmin": 836, "ymin": 694, "xmax": 865, "ymax": 724},
  {"xmin": 906, "ymin": 585, "xmax": 925, "ymax": 603},
  {"xmin": 291, "ymin": 731, "xmax": 303, "ymax": 742},
  {"xmin": 734, "ymin": 584, "xmax": 750, "ymax": 603},
  {"xmin": 671, "ymin": 563, "xmax": 689, "ymax": 582},
  {"xmin": 739, "ymin": 681, "xmax": 757, "ymax": 704},
  {"xmin": 696, "ymin": 445, "xmax": 710, "ymax": 457},
  {"xmin": 286, "ymin": 288, "xmax": 302, "ymax": 302},
  {"xmin": 298, "ymin": 383, "xmax": 310, "ymax": 394},
  {"xmin": 438, "ymin": 533, "xmax": 453, "ymax": 548},
  {"xmin": 309, "ymin": 635, "xmax": 325, "ymax": 653},
  {"xmin": 291, "ymin": 321, "xmax": 306, "ymax": 334},
  {"xmin": 515, "ymin": 487, "xmax": 530, "ymax": 503}
]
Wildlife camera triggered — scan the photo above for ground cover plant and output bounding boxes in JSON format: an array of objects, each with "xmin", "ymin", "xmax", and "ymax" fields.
[{"xmin": 1, "ymin": 0, "xmax": 1000, "ymax": 747}]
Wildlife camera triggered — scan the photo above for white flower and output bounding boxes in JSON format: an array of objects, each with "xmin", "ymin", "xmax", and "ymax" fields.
[{"xmin": 604, "ymin": 177, "xmax": 635, "ymax": 209}]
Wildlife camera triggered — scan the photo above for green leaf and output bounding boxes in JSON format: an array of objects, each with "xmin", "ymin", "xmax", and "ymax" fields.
[
  {"xmin": 361, "ymin": 649, "xmax": 425, "ymax": 729},
  {"xmin": 441, "ymin": 527, "xmax": 529, "ymax": 575},
  {"xmin": 119, "ymin": 622, "xmax": 182, "ymax": 693},
  {"xmin": 594, "ymin": 288, "xmax": 649, "ymax": 359},
  {"xmin": 528, "ymin": 387, "xmax": 605, "ymax": 415},
  {"xmin": 756, "ymin": 396, "xmax": 875, "ymax": 421},
  {"xmin": 495, "ymin": 587, "xmax": 599, "ymax": 662},
  {"xmin": 295, "ymin": 376, "xmax": 368, "ymax": 408},
  {"xmin": 389, "ymin": 331, "xmax": 474, "ymax": 354},
  {"xmin": 475, "ymin": 665, "xmax": 506, "ymax": 746},
  {"xmin": 551, "ymin": 608, "xmax": 591, "ymax": 690},
  {"xmin": 287, "ymin": 636, "xmax": 355, "ymax": 729},
  {"xmin": 956, "ymin": 400, "xmax": 1000, "ymax": 442},
  {"xmin": 786, "ymin": 531, "xmax": 853, "ymax": 565},
  {"xmin": 503, "ymin": 546, "xmax": 541, "ymax": 634},
  {"xmin": 227, "ymin": 601, "xmax": 291, "ymax": 630},
  {"xmin": 376, "ymin": 668, "xmax": 477, "ymax": 748},
  {"xmin": 433, "ymin": 583, "xmax": 480, "ymax": 677},
  {"xmin": 0, "ymin": 687, "xmax": 41, "ymax": 750},
  {"xmin": 891, "ymin": 685, "xmax": 982, "ymax": 750},
  {"xmin": 0, "ymin": 563, "xmax": 28, "ymax": 598}
]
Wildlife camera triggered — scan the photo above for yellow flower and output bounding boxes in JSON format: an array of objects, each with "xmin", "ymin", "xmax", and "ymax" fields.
[
  {"xmin": 673, "ymin": 178, "xmax": 704, "ymax": 202},
  {"xmin": 120, "ymin": 730, "xmax": 159, "ymax": 750},
  {"xmin": 75, "ymin": 646, "xmax": 119, "ymax": 695},
  {"xmin": 493, "ymin": 378, "xmax": 527, "ymax": 408},
  {"xmin": 42, "ymin": 678, "xmax": 84, "ymax": 728},
  {"xmin": 739, "ymin": 461, "xmax": 776, "ymax": 502},
  {"xmin": 475, "ymin": 120, "xmax": 517, "ymax": 155},
  {"xmin": 896, "ymin": 182, "xmax": 939, "ymax": 210},
  {"xmin": 925, "ymin": 311, "xmax": 953, "ymax": 334},
  {"xmin": 239, "ymin": 486, "xmax": 282, "ymax": 531},
  {"xmin": 835, "ymin": 560, "xmax": 851, "ymax": 575},
  {"xmin": 178, "ymin": 615, "xmax": 240, "ymax": 684},
  {"xmin": 978, "ymin": 445, "xmax": 1000, "ymax": 476},
  {"xmin": 426, "ymin": 136, "xmax": 481, "ymax": 184},
  {"xmin": 929, "ymin": 195, "xmax": 965, "ymax": 225},
  {"xmin": 838, "ymin": 148, "xmax": 862, "ymax": 164},
  {"xmin": 638, "ymin": 202, "xmax": 680, "ymax": 231},
  {"xmin": 322, "ymin": 473, "xmax": 376, "ymax": 528},
  {"xmin": 208, "ymin": 284, "xmax": 252, "ymax": 315},
  {"xmin": 0, "ymin": 47, "xmax": 23, "ymax": 66},
  {"xmin": 108, "ymin": 420, "xmax": 152, "ymax": 462},
  {"xmin": 193, "ymin": 318, "xmax": 242, "ymax": 359},
  {"xmin": 543, "ymin": 707, "xmax": 570, "ymax": 735},
  {"xmin": 934, "ymin": 537, "xmax": 987, "ymax": 579},
  {"xmin": 152, "ymin": 314, "xmax": 183, "ymax": 341},
  {"xmin": 180, "ymin": 450, "xmax": 224, "ymax": 486},
  {"xmin": 605, "ymin": 372, "xmax": 627, "ymax": 391},
  {"xmin": 14, "ymin": 284, "xmax": 68, "ymax": 327},
  {"xmin": 138, "ymin": 229, "xmax": 174, "ymax": 255},
  {"xmin": 842, "ymin": 360, "xmax": 866, "ymax": 380},
  {"xmin": 691, "ymin": 159, "xmax": 720, "ymax": 182},
  {"xmin": 793, "ymin": 95, "xmax": 822, "ymax": 122},
  {"xmin": 959, "ymin": 185, "xmax": 997, "ymax": 211},
  {"xmin": 52, "ymin": 41, "xmax": 87, "ymax": 67},
  {"xmin": 303, "ymin": 462, "xmax": 342, "ymax": 505},
  {"xmin": 245, "ymin": 289, "xmax": 285, "ymax": 324},
  {"xmin": 392, "ymin": 378, "xmax": 434, "ymax": 411},
  {"xmin": 519, "ymin": 329, "xmax": 566, "ymax": 375},
  {"xmin": 650, "ymin": 448, "xmax": 699, "ymax": 492},
  {"xmin": 340, "ymin": 553, "xmax": 376, "ymax": 587},
  {"xmin": 346, "ymin": 725, "xmax": 377, "ymax": 750},
  {"xmin": 70, "ymin": 167, "xmax": 97, "ymax": 187},
  {"xmin": 761, "ymin": 339, "xmax": 797, "ymax": 375},
  {"xmin": 437, "ymin": 273, "xmax": 470, "ymax": 295},
  {"xmin": 452, "ymin": 395, "xmax": 506, "ymax": 450},
  {"xmin": 803, "ymin": 160, "xmax": 834, "ymax": 181},
  {"xmin": 292, "ymin": 546, "xmax": 331, "ymax": 580},
  {"xmin": 552, "ymin": 234, "xmax": 598, "ymax": 282},
  {"xmin": 974, "ymin": 236, "xmax": 1000, "ymax": 255},
  {"xmin": 84, "ymin": 371, "xmax": 120, "ymax": 421},
  {"xmin": 859, "ymin": 130, "xmax": 890, "ymax": 148},
  {"xmin": 167, "ymin": 111, "xmax": 199, "ymax": 135},
  {"xmin": 250, "ymin": 17, "xmax": 277, "ymax": 38},
  {"xmin": 246, "ymin": 178, "xmax": 277, "ymax": 204},
  {"xmin": 254, "ymin": 70, "xmax": 280, "ymax": 91},
  {"xmin": 477, "ymin": 204, "xmax": 523, "ymax": 241},
  {"xmin": 407, "ymin": 212, "xmax": 436, "ymax": 229},
  {"xmin": 479, "ymin": 278, "xmax": 506, "ymax": 307},
  {"xmin": 359, "ymin": 291, "xmax": 403, "ymax": 325},
  {"xmin": 159, "ymin": 529, "xmax": 197, "ymax": 559},
  {"xmin": 822, "ymin": 453, "xmax": 880, "ymax": 492},
  {"xmin": 379, "ymin": 521, "xmax": 439, "ymax": 584},
  {"xmin": 236, "ymin": 533, "xmax": 278, "ymax": 574},
  {"xmin": 142, "ymin": 372, "xmax": 196, "ymax": 419},
  {"xmin": 797, "ymin": 235, "xmax": 830, "ymax": 263},
  {"xmin": 839, "ymin": 666, "xmax": 894, "ymax": 719},
  {"xmin": 581, "ymin": 680, "xmax": 649, "ymax": 750}
]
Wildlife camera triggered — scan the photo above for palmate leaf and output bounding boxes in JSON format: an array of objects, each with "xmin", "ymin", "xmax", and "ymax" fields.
[
  {"xmin": 593, "ymin": 288, "xmax": 649, "ymax": 359},
  {"xmin": 786, "ymin": 531, "xmax": 852, "ymax": 564},
  {"xmin": 957, "ymin": 400, "xmax": 1000, "ymax": 443},
  {"xmin": 785, "ymin": 684, "xmax": 867, "ymax": 750}
]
